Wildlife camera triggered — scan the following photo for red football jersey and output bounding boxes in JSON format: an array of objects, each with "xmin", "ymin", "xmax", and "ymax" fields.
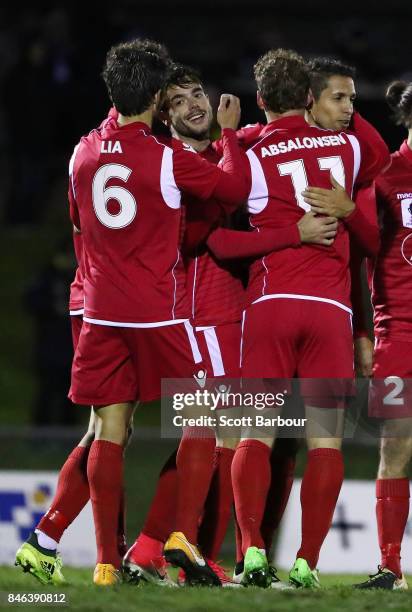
[
  {"xmin": 368, "ymin": 141, "xmax": 412, "ymax": 341},
  {"xmin": 244, "ymin": 115, "xmax": 378, "ymax": 310},
  {"xmin": 69, "ymin": 119, "xmax": 248, "ymax": 325},
  {"xmin": 183, "ymin": 146, "xmax": 244, "ymax": 327}
]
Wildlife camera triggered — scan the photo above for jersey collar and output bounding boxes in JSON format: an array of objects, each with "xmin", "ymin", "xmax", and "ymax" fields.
[
  {"xmin": 259, "ymin": 114, "xmax": 307, "ymax": 135},
  {"xmin": 104, "ymin": 117, "xmax": 152, "ymax": 135}
]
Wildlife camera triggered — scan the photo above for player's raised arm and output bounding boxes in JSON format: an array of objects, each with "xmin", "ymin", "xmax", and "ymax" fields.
[{"xmin": 172, "ymin": 94, "xmax": 251, "ymax": 207}]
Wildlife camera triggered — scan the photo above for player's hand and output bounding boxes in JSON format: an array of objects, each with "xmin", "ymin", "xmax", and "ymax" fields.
[
  {"xmin": 354, "ymin": 336, "xmax": 374, "ymax": 377},
  {"xmin": 301, "ymin": 174, "xmax": 356, "ymax": 218},
  {"xmin": 217, "ymin": 94, "xmax": 241, "ymax": 130},
  {"xmin": 297, "ymin": 211, "xmax": 338, "ymax": 246}
]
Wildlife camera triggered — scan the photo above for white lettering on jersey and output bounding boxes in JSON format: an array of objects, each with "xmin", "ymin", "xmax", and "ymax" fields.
[
  {"xmin": 101, "ymin": 140, "xmax": 123, "ymax": 154},
  {"xmin": 397, "ymin": 192, "xmax": 412, "ymax": 200},
  {"xmin": 260, "ymin": 133, "xmax": 346, "ymax": 157},
  {"xmin": 401, "ymin": 198, "xmax": 412, "ymax": 228}
]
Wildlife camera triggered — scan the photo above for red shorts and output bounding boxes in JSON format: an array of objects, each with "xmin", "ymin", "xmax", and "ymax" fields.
[
  {"xmin": 369, "ymin": 337, "xmax": 412, "ymax": 418},
  {"xmin": 70, "ymin": 315, "xmax": 83, "ymax": 351},
  {"xmin": 69, "ymin": 321, "xmax": 204, "ymax": 405},
  {"xmin": 195, "ymin": 322, "xmax": 241, "ymax": 378},
  {"xmin": 241, "ymin": 298, "xmax": 354, "ymax": 404}
]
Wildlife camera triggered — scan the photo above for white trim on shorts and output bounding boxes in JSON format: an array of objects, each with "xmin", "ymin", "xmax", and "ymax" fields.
[
  {"xmin": 252, "ymin": 293, "xmax": 353, "ymax": 315},
  {"xmin": 200, "ymin": 327, "xmax": 225, "ymax": 376},
  {"xmin": 239, "ymin": 310, "xmax": 246, "ymax": 369},
  {"xmin": 183, "ymin": 321, "xmax": 203, "ymax": 364},
  {"xmin": 70, "ymin": 309, "xmax": 84, "ymax": 316},
  {"xmin": 83, "ymin": 316, "xmax": 189, "ymax": 328}
]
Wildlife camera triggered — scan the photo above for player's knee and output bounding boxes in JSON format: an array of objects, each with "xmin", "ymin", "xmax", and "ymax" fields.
[
  {"xmin": 94, "ymin": 406, "xmax": 132, "ymax": 446},
  {"xmin": 379, "ymin": 437, "xmax": 412, "ymax": 478}
]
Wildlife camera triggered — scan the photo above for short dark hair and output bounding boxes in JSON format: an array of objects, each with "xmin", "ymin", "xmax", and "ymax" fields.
[
  {"xmin": 160, "ymin": 63, "xmax": 203, "ymax": 110},
  {"xmin": 102, "ymin": 38, "xmax": 171, "ymax": 116},
  {"xmin": 386, "ymin": 80, "xmax": 412, "ymax": 128},
  {"xmin": 308, "ymin": 58, "xmax": 356, "ymax": 100},
  {"xmin": 254, "ymin": 49, "xmax": 309, "ymax": 113}
]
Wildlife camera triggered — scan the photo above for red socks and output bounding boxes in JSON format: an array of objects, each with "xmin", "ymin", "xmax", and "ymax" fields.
[
  {"xmin": 37, "ymin": 446, "xmax": 90, "ymax": 541},
  {"xmin": 261, "ymin": 440, "xmax": 297, "ymax": 554},
  {"xmin": 376, "ymin": 478, "xmax": 410, "ymax": 577},
  {"xmin": 130, "ymin": 533, "xmax": 164, "ymax": 565},
  {"xmin": 198, "ymin": 446, "xmax": 235, "ymax": 560},
  {"xmin": 175, "ymin": 427, "xmax": 216, "ymax": 542},
  {"xmin": 232, "ymin": 439, "xmax": 271, "ymax": 553},
  {"xmin": 87, "ymin": 440, "xmax": 124, "ymax": 568},
  {"xmin": 297, "ymin": 448, "xmax": 344, "ymax": 569},
  {"xmin": 141, "ymin": 450, "xmax": 178, "ymax": 543}
]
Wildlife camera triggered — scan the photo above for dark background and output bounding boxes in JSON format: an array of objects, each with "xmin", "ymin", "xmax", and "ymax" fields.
[
  {"xmin": 0, "ymin": 0, "xmax": 407, "ymax": 559},
  {"xmin": 0, "ymin": 1, "xmax": 410, "ymax": 427}
]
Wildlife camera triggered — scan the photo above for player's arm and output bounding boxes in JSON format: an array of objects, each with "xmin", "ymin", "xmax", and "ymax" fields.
[
  {"xmin": 173, "ymin": 95, "xmax": 251, "ymax": 208},
  {"xmin": 68, "ymin": 162, "xmax": 81, "ymax": 232},
  {"xmin": 302, "ymin": 178, "xmax": 380, "ymax": 257},
  {"xmin": 206, "ymin": 212, "xmax": 338, "ymax": 260},
  {"xmin": 350, "ymin": 240, "xmax": 374, "ymax": 377}
]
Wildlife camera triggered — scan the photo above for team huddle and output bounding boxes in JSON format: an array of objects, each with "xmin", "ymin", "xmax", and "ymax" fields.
[{"xmin": 14, "ymin": 38, "xmax": 412, "ymax": 592}]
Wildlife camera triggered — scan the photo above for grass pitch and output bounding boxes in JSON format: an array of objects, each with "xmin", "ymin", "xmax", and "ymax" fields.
[{"xmin": 1, "ymin": 567, "xmax": 411, "ymax": 612}]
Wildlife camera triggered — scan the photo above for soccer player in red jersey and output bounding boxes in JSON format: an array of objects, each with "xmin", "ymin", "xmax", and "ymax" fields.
[
  {"xmin": 69, "ymin": 39, "xmax": 248, "ymax": 587},
  {"xmin": 307, "ymin": 58, "xmax": 382, "ymax": 378},
  {"xmin": 14, "ymin": 40, "xmax": 175, "ymax": 587},
  {"xmin": 207, "ymin": 57, "xmax": 389, "ymax": 585},
  {"xmin": 229, "ymin": 48, "xmax": 387, "ymax": 588},
  {"xmin": 16, "ymin": 39, "xmax": 249, "ymax": 588},
  {"xmin": 122, "ymin": 65, "xmax": 244, "ymax": 587},
  {"xmin": 123, "ymin": 64, "xmax": 340, "ymax": 588},
  {"xmin": 353, "ymin": 81, "xmax": 412, "ymax": 591}
]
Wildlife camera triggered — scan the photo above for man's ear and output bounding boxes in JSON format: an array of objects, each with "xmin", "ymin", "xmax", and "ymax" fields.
[
  {"xmin": 306, "ymin": 89, "xmax": 314, "ymax": 111},
  {"xmin": 256, "ymin": 90, "xmax": 266, "ymax": 110}
]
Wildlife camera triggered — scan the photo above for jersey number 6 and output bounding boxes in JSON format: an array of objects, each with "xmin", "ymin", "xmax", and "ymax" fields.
[{"xmin": 92, "ymin": 163, "xmax": 136, "ymax": 228}]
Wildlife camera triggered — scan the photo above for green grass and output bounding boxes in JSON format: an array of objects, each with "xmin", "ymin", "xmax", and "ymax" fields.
[{"xmin": 1, "ymin": 567, "xmax": 411, "ymax": 612}]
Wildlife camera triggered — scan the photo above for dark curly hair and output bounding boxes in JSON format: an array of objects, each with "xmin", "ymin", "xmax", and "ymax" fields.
[
  {"xmin": 102, "ymin": 38, "xmax": 172, "ymax": 116},
  {"xmin": 254, "ymin": 48, "xmax": 309, "ymax": 113},
  {"xmin": 386, "ymin": 80, "xmax": 412, "ymax": 128},
  {"xmin": 308, "ymin": 58, "xmax": 356, "ymax": 100}
]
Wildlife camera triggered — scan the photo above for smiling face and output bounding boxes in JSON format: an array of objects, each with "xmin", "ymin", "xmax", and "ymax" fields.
[
  {"xmin": 310, "ymin": 75, "xmax": 356, "ymax": 131},
  {"xmin": 165, "ymin": 81, "xmax": 213, "ymax": 140}
]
